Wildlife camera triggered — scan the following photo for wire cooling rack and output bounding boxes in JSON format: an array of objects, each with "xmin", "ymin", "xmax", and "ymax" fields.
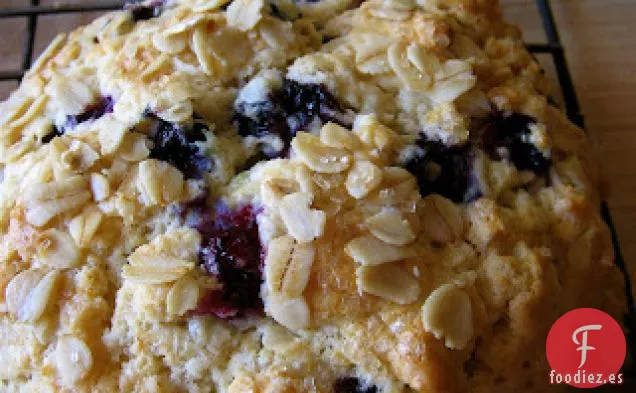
[{"xmin": 0, "ymin": 0, "xmax": 634, "ymax": 375}]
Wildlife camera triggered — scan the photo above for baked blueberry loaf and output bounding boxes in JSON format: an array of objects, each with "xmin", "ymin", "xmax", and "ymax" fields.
[{"xmin": 0, "ymin": 0, "xmax": 627, "ymax": 392}]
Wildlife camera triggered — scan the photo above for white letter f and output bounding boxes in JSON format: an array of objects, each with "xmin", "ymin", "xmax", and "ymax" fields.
[{"xmin": 572, "ymin": 324, "xmax": 602, "ymax": 369}]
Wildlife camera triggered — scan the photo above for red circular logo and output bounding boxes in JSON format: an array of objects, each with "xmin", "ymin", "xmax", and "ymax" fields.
[{"xmin": 546, "ymin": 308, "xmax": 626, "ymax": 388}]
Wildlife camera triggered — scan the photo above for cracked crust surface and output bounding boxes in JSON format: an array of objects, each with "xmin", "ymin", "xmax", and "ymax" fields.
[{"xmin": 0, "ymin": 0, "xmax": 627, "ymax": 392}]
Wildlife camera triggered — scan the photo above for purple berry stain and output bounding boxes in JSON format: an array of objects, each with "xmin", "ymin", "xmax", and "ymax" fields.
[
  {"xmin": 233, "ymin": 79, "xmax": 351, "ymax": 160},
  {"xmin": 147, "ymin": 115, "xmax": 213, "ymax": 179},
  {"xmin": 333, "ymin": 377, "xmax": 378, "ymax": 393},
  {"xmin": 186, "ymin": 200, "xmax": 264, "ymax": 319}
]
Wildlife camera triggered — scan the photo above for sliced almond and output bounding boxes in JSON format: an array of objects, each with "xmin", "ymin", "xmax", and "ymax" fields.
[
  {"xmin": 5, "ymin": 269, "xmax": 45, "ymax": 316},
  {"xmin": 387, "ymin": 41, "xmax": 431, "ymax": 91},
  {"xmin": 291, "ymin": 132, "xmax": 351, "ymax": 174},
  {"xmin": 346, "ymin": 160, "xmax": 383, "ymax": 199},
  {"xmin": 281, "ymin": 242, "xmax": 314, "ymax": 297},
  {"xmin": 68, "ymin": 208, "xmax": 103, "ymax": 248},
  {"xmin": 98, "ymin": 119, "xmax": 128, "ymax": 155},
  {"xmin": 37, "ymin": 229, "xmax": 80, "ymax": 269},
  {"xmin": 366, "ymin": 209, "xmax": 415, "ymax": 246},
  {"xmin": 265, "ymin": 235, "xmax": 295, "ymax": 293},
  {"xmin": 345, "ymin": 235, "xmax": 413, "ymax": 265},
  {"xmin": 24, "ymin": 176, "xmax": 91, "ymax": 227},
  {"xmin": 56, "ymin": 336, "xmax": 93, "ymax": 385},
  {"xmin": 356, "ymin": 264, "xmax": 420, "ymax": 304},
  {"xmin": 421, "ymin": 284, "xmax": 473, "ymax": 350},
  {"xmin": 352, "ymin": 115, "xmax": 397, "ymax": 154},
  {"xmin": 137, "ymin": 159, "xmax": 185, "ymax": 205},
  {"xmin": 226, "ymin": 0, "xmax": 264, "ymax": 31},
  {"xmin": 267, "ymin": 295, "xmax": 310, "ymax": 330},
  {"xmin": 421, "ymin": 194, "xmax": 463, "ymax": 243},
  {"xmin": 89, "ymin": 173, "xmax": 110, "ymax": 202},
  {"xmin": 265, "ymin": 236, "xmax": 313, "ymax": 297},
  {"xmin": 261, "ymin": 178, "xmax": 299, "ymax": 207},
  {"xmin": 122, "ymin": 264, "xmax": 193, "ymax": 284},
  {"xmin": 167, "ymin": 275, "xmax": 200, "ymax": 316},
  {"xmin": 320, "ymin": 122, "xmax": 361, "ymax": 150},
  {"xmin": 279, "ymin": 192, "xmax": 326, "ymax": 243},
  {"xmin": 17, "ymin": 270, "xmax": 60, "ymax": 322}
]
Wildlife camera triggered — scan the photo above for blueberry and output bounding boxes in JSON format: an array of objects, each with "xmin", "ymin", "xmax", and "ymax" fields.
[
  {"xmin": 147, "ymin": 116, "xmax": 213, "ymax": 179},
  {"xmin": 64, "ymin": 96, "xmax": 114, "ymax": 130},
  {"xmin": 41, "ymin": 126, "xmax": 63, "ymax": 144},
  {"xmin": 127, "ymin": 1, "xmax": 163, "ymax": 22},
  {"xmin": 404, "ymin": 140, "xmax": 478, "ymax": 203},
  {"xmin": 233, "ymin": 78, "xmax": 351, "ymax": 160},
  {"xmin": 333, "ymin": 377, "xmax": 378, "ymax": 393},
  {"xmin": 189, "ymin": 202, "xmax": 264, "ymax": 319},
  {"xmin": 476, "ymin": 112, "xmax": 550, "ymax": 176},
  {"xmin": 403, "ymin": 111, "xmax": 550, "ymax": 203}
]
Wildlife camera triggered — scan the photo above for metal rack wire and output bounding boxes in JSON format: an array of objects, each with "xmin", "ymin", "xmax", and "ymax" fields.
[{"xmin": 0, "ymin": 0, "xmax": 634, "ymax": 372}]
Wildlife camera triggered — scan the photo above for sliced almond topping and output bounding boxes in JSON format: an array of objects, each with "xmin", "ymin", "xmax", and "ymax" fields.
[
  {"xmin": 119, "ymin": 132, "xmax": 151, "ymax": 162},
  {"xmin": 345, "ymin": 235, "xmax": 413, "ymax": 265},
  {"xmin": 265, "ymin": 236, "xmax": 313, "ymax": 297},
  {"xmin": 261, "ymin": 178, "xmax": 299, "ymax": 207},
  {"xmin": 291, "ymin": 132, "xmax": 351, "ymax": 174},
  {"xmin": 356, "ymin": 264, "xmax": 420, "ymax": 304},
  {"xmin": 320, "ymin": 122, "xmax": 361, "ymax": 150},
  {"xmin": 98, "ymin": 119, "xmax": 128, "ymax": 155},
  {"xmin": 352, "ymin": 115, "xmax": 397, "ymax": 154},
  {"xmin": 167, "ymin": 275, "xmax": 200, "ymax": 317},
  {"xmin": 90, "ymin": 173, "xmax": 110, "ymax": 202},
  {"xmin": 56, "ymin": 336, "xmax": 93, "ymax": 385},
  {"xmin": 265, "ymin": 235, "xmax": 295, "ymax": 293},
  {"xmin": 387, "ymin": 41, "xmax": 432, "ymax": 91},
  {"xmin": 346, "ymin": 160, "xmax": 383, "ymax": 199},
  {"xmin": 422, "ymin": 284, "xmax": 473, "ymax": 350},
  {"xmin": 5, "ymin": 269, "xmax": 45, "ymax": 316},
  {"xmin": 366, "ymin": 209, "xmax": 416, "ymax": 246},
  {"xmin": 17, "ymin": 270, "xmax": 60, "ymax": 322},
  {"xmin": 226, "ymin": 0, "xmax": 264, "ymax": 31},
  {"xmin": 24, "ymin": 176, "xmax": 91, "ymax": 227},
  {"xmin": 421, "ymin": 194, "xmax": 463, "ymax": 243},
  {"xmin": 122, "ymin": 264, "xmax": 193, "ymax": 284},
  {"xmin": 279, "ymin": 192, "xmax": 326, "ymax": 243},
  {"xmin": 137, "ymin": 159, "xmax": 185, "ymax": 205},
  {"xmin": 267, "ymin": 295, "xmax": 310, "ymax": 330},
  {"xmin": 68, "ymin": 208, "xmax": 103, "ymax": 248},
  {"xmin": 128, "ymin": 229, "xmax": 200, "ymax": 266},
  {"xmin": 37, "ymin": 229, "xmax": 80, "ymax": 269},
  {"xmin": 61, "ymin": 140, "xmax": 99, "ymax": 173},
  {"xmin": 281, "ymin": 242, "xmax": 314, "ymax": 297}
]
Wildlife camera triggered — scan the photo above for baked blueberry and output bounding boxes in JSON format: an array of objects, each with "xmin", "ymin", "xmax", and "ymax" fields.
[
  {"xmin": 475, "ymin": 112, "xmax": 550, "ymax": 176},
  {"xmin": 403, "ymin": 140, "xmax": 478, "ymax": 203},
  {"xmin": 64, "ymin": 96, "xmax": 114, "ymax": 130},
  {"xmin": 192, "ymin": 202, "xmax": 264, "ymax": 319},
  {"xmin": 234, "ymin": 75, "xmax": 351, "ymax": 159},
  {"xmin": 128, "ymin": 1, "xmax": 163, "ymax": 22},
  {"xmin": 333, "ymin": 377, "xmax": 378, "ymax": 393},
  {"xmin": 147, "ymin": 116, "xmax": 213, "ymax": 179}
]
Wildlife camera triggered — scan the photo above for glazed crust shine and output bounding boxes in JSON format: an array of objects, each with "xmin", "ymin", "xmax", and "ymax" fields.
[{"xmin": 0, "ymin": 0, "xmax": 626, "ymax": 392}]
